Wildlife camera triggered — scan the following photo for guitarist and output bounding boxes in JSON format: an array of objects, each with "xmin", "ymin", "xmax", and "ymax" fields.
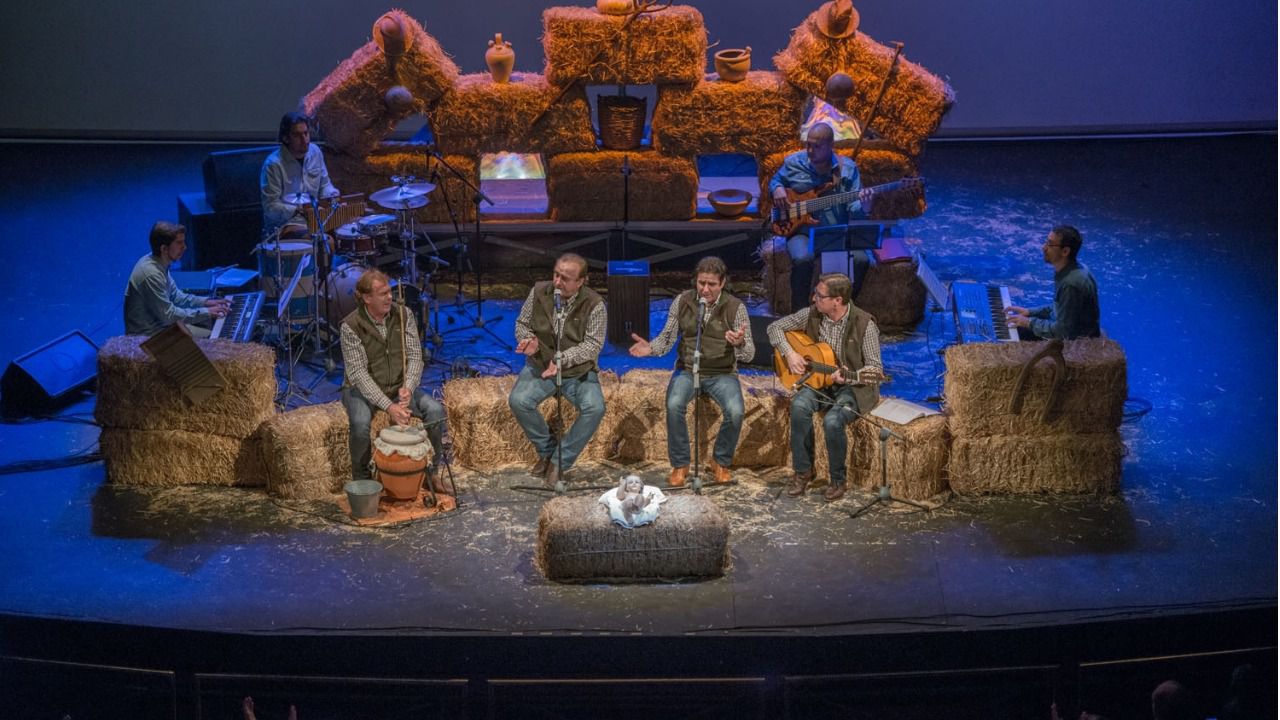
[
  {"xmin": 766, "ymin": 272, "xmax": 882, "ymax": 502},
  {"xmin": 768, "ymin": 122, "xmax": 876, "ymax": 313}
]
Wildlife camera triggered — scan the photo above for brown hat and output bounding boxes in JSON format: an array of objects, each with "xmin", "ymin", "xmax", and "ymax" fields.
[{"xmin": 814, "ymin": 0, "xmax": 859, "ymax": 40}]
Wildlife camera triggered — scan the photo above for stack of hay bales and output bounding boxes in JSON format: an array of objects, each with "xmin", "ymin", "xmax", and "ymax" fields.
[
  {"xmin": 807, "ymin": 399, "xmax": 949, "ymax": 500},
  {"xmin": 609, "ymin": 369, "xmax": 790, "ymax": 467},
  {"xmin": 327, "ymin": 145, "xmax": 480, "ymax": 224},
  {"xmin": 652, "ymin": 71, "xmax": 806, "ymax": 158},
  {"xmin": 96, "ymin": 336, "xmax": 274, "ymax": 487},
  {"xmin": 944, "ymin": 339, "xmax": 1128, "ymax": 494},
  {"xmin": 432, "ymin": 72, "xmax": 597, "ymax": 156},
  {"xmin": 441, "ymin": 372, "xmax": 623, "ymax": 469},
  {"xmin": 537, "ymin": 494, "xmax": 729, "ymax": 581},
  {"xmin": 259, "ymin": 401, "xmax": 351, "ymax": 500},
  {"xmin": 547, "ymin": 151, "xmax": 699, "ymax": 221}
]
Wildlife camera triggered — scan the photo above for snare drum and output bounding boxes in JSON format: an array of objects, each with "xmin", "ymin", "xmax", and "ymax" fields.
[
  {"xmin": 335, "ymin": 222, "xmax": 378, "ymax": 256},
  {"xmin": 357, "ymin": 214, "xmax": 398, "ymax": 237},
  {"xmin": 257, "ymin": 241, "xmax": 316, "ymax": 321},
  {"xmin": 373, "ymin": 425, "xmax": 432, "ymax": 500}
]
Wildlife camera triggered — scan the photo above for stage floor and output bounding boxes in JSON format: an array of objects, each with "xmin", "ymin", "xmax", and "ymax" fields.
[{"xmin": 0, "ymin": 135, "xmax": 1275, "ymax": 716}]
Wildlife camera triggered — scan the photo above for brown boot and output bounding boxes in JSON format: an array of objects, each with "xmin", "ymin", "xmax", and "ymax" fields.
[
  {"xmin": 708, "ymin": 459, "xmax": 732, "ymax": 483},
  {"xmin": 822, "ymin": 483, "xmax": 847, "ymax": 502},
  {"xmin": 530, "ymin": 456, "xmax": 551, "ymax": 478},
  {"xmin": 668, "ymin": 466, "xmax": 689, "ymax": 487},
  {"xmin": 786, "ymin": 470, "xmax": 815, "ymax": 497}
]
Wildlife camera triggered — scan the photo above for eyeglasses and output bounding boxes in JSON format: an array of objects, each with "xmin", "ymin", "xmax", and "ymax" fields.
[
  {"xmin": 812, "ymin": 291, "xmax": 832, "ymax": 299},
  {"xmin": 1043, "ymin": 243, "xmax": 1065, "ymax": 248}
]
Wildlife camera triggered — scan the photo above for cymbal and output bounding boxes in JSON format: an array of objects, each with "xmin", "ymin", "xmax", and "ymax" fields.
[
  {"xmin": 370, "ymin": 182, "xmax": 435, "ymax": 203},
  {"xmin": 373, "ymin": 194, "xmax": 430, "ymax": 211},
  {"xmin": 282, "ymin": 191, "xmax": 313, "ymax": 205}
]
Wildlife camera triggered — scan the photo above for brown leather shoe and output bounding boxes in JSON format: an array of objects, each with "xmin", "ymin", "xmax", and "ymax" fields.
[
  {"xmin": 786, "ymin": 470, "xmax": 814, "ymax": 497},
  {"xmin": 531, "ymin": 456, "xmax": 551, "ymax": 478},
  {"xmin": 709, "ymin": 460, "xmax": 732, "ymax": 484},
  {"xmin": 668, "ymin": 466, "xmax": 689, "ymax": 487},
  {"xmin": 546, "ymin": 464, "xmax": 570, "ymax": 489},
  {"xmin": 823, "ymin": 483, "xmax": 847, "ymax": 502}
]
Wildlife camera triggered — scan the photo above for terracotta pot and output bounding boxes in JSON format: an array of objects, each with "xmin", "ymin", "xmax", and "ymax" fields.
[
  {"xmin": 596, "ymin": 0, "xmax": 634, "ymax": 15},
  {"xmin": 374, "ymin": 447, "xmax": 428, "ymax": 501},
  {"xmin": 485, "ymin": 32, "xmax": 514, "ymax": 84},
  {"xmin": 714, "ymin": 47, "xmax": 751, "ymax": 82}
]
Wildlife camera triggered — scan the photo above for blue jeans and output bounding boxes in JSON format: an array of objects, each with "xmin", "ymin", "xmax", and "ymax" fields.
[
  {"xmin": 665, "ymin": 370, "xmax": 744, "ymax": 468},
  {"xmin": 789, "ymin": 384, "xmax": 864, "ymax": 487},
  {"xmin": 342, "ymin": 385, "xmax": 446, "ymax": 482},
  {"xmin": 776, "ymin": 228, "xmax": 870, "ymax": 311},
  {"xmin": 508, "ymin": 366, "xmax": 605, "ymax": 470}
]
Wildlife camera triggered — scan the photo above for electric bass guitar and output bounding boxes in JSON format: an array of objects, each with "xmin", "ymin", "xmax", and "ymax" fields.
[
  {"xmin": 770, "ymin": 177, "xmax": 924, "ymax": 237},
  {"xmin": 772, "ymin": 330, "xmax": 888, "ymax": 391}
]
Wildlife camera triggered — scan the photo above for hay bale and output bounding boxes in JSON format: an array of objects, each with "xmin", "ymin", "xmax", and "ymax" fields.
[
  {"xmin": 442, "ymin": 372, "xmax": 623, "ymax": 469},
  {"xmin": 303, "ymin": 11, "xmax": 460, "ymax": 156},
  {"xmin": 328, "ymin": 147, "xmax": 479, "ymax": 224},
  {"xmin": 944, "ymin": 338, "xmax": 1128, "ymax": 437},
  {"xmin": 101, "ymin": 428, "xmax": 267, "ymax": 488},
  {"xmin": 536, "ymin": 494, "xmax": 729, "ymax": 581},
  {"xmin": 95, "ymin": 336, "xmax": 276, "ymax": 439},
  {"xmin": 757, "ymin": 236, "xmax": 792, "ymax": 315},
  {"xmin": 260, "ymin": 401, "xmax": 351, "ymax": 500},
  {"xmin": 947, "ymin": 433, "xmax": 1123, "ymax": 495},
  {"xmin": 542, "ymin": 5, "xmax": 707, "ymax": 87},
  {"xmin": 846, "ymin": 412, "xmax": 949, "ymax": 500},
  {"xmin": 652, "ymin": 71, "xmax": 805, "ymax": 158},
  {"xmin": 607, "ymin": 369, "xmax": 790, "ymax": 467},
  {"xmin": 773, "ymin": 10, "xmax": 955, "ymax": 158},
  {"xmin": 757, "ymin": 145, "xmax": 924, "ymax": 222},
  {"xmin": 432, "ymin": 73, "xmax": 597, "ymax": 156},
  {"xmin": 857, "ymin": 258, "xmax": 925, "ymax": 330},
  {"xmin": 548, "ymin": 151, "xmax": 697, "ymax": 221}
]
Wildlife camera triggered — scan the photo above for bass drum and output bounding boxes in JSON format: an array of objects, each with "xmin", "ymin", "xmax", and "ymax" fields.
[{"xmin": 325, "ymin": 263, "xmax": 423, "ymax": 330}]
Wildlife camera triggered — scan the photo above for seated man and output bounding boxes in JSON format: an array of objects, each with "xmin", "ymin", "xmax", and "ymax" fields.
[
  {"xmin": 339, "ymin": 269, "xmax": 446, "ymax": 488},
  {"xmin": 1005, "ymin": 224, "xmax": 1101, "ymax": 340},
  {"xmin": 628, "ymin": 256, "xmax": 753, "ymax": 486},
  {"xmin": 509, "ymin": 253, "xmax": 607, "ymax": 488},
  {"xmin": 123, "ymin": 221, "xmax": 230, "ymax": 338},
  {"xmin": 769, "ymin": 122, "xmax": 876, "ymax": 312},
  {"xmin": 260, "ymin": 111, "xmax": 340, "ymax": 240},
  {"xmin": 767, "ymin": 272, "xmax": 883, "ymax": 502}
]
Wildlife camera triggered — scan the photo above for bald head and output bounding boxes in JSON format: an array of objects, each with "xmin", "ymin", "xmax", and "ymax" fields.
[{"xmin": 806, "ymin": 123, "xmax": 834, "ymax": 143}]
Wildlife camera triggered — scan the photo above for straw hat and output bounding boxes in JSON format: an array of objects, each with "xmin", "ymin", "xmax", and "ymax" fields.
[{"xmin": 814, "ymin": 0, "xmax": 859, "ymax": 39}]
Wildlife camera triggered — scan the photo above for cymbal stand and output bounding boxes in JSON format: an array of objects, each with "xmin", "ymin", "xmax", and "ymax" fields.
[
  {"xmin": 385, "ymin": 174, "xmax": 443, "ymax": 350},
  {"xmin": 428, "ymin": 147, "xmax": 510, "ymax": 350},
  {"xmin": 303, "ymin": 197, "xmax": 342, "ymax": 390}
]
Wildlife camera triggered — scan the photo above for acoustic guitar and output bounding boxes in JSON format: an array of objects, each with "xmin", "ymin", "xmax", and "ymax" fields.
[
  {"xmin": 773, "ymin": 329, "xmax": 888, "ymax": 391},
  {"xmin": 770, "ymin": 177, "xmax": 924, "ymax": 237}
]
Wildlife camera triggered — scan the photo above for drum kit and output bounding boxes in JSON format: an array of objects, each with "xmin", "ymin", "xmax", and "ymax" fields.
[{"xmin": 257, "ymin": 177, "xmax": 448, "ymax": 403}]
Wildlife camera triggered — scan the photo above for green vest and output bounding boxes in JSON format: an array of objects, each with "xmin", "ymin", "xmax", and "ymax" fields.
[
  {"xmin": 675, "ymin": 290, "xmax": 742, "ymax": 376},
  {"xmin": 343, "ymin": 304, "xmax": 408, "ymax": 397},
  {"xmin": 529, "ymin": 281, "xmax": 604, "ymax": 379},
  {"xmin": 804, "ymin": 304, "xmax": 880, "ymax": 411}
]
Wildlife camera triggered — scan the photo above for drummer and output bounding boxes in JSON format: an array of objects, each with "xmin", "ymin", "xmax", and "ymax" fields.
[
  {"xmin": 260, "ymin": 111, "xmax": 340, "ymax": 240},
  {"xmin": 339, "ymin": 268, "xmax": 447, "ymax": 488}
]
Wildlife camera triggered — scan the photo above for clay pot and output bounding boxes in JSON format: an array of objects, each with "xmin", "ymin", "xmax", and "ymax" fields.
[
  {"xmin": 596, "ymin": 0, "xmax": 634, "ymax": 15},
  {"xmin": 714, "ymin": 47, "xmax": 751, "ymax": 82},
  {"xmin": 485, "ymin": 33, "xmax": 514, "ymax": 84}
]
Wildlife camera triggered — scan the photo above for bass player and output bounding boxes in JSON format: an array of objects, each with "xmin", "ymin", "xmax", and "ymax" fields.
[
  {"xmin": 765, "ymin": 272, "xmax": 883, "ymax": 502},
  {"xmin": 768, "ymin": 121, "xmax": 875, "ymax": 312}
]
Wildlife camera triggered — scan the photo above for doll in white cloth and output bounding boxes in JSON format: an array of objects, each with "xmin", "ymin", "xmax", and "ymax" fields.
[{"xmin": 598, "ymin": 474, "xmax": 667, "ymax": 528}]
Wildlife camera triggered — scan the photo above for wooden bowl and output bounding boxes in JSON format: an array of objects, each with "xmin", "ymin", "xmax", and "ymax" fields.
[{"xmin": 707, "ymin": 188, "xmax": 752, "ymax": 217}]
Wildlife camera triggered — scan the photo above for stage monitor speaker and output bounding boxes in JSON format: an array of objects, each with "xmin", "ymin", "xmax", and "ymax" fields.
[
  {"xmin": 745, "ymin": 313, "xmax": 777, "ymax": 370},
  {"xmin": 202, "ymin": 145, "xmax": 276, "ymax": 211},
  {"xmin": 606, "ymin": 260, "xmax": 650, "ymax": 345},
  {"xmin": 178, "ymin": 192, "xmax": 264, "ymax": 271},
  {"xmin": 1, "ymin": 331, "xmax": 99, "ymax": 418}
]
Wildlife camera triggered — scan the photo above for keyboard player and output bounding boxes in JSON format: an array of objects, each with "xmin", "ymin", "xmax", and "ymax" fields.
[
  {"xmin": 1005, "ymin": 225, "xmax": 1101, "ymax": 340},
  {"xmin": 124, "ymin": 221, "xmax": 230, "ymax": 338}
]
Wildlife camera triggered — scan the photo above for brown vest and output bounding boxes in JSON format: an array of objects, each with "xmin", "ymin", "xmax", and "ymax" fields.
[
  {"xmin": 342, "ymin": 304, "xmax": 407, "ymax": 397},
  {"xmin": 529, "ymin": 281, "xmax": 604, "ymax": 379},
  {"xmin": 804, "ymin": 304, "xmax": 880, "ymax": 411},
  {"xmin": 675, "ymin": 290, "xmax": 743, "ymax": 376}
]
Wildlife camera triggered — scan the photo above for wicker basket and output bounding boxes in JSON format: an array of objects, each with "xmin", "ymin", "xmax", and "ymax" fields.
[{"xmin": 598, "ymin": 94, "xmax": 647, "ymax": 150}]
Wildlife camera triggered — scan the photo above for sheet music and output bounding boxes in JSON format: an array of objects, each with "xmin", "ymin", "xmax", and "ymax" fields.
[{"xmin": 870, "ymin": 397, "xmax": 940, "ymax": 426}]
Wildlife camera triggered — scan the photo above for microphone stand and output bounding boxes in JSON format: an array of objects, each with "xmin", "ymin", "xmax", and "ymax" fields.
[
  {"xmin": 552, "ymin": 297, "xmax": 567, "ymax": 495},
  {"xmin": 427, "ymin": 146, "xmax": 510, "ymax": 350},
  {"xmin": 845, "ymin": 407, "xmax": 931, "ymax": 518},
  {"xmin": 689, "ymin": 299, "xmax": 706, "ymax": 494}
]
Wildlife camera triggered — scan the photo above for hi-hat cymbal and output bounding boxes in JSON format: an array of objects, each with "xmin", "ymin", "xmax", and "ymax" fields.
[
  {"xmin": 282, "ymin": 191, "xmax": 314, "ymax": 205},
  {"xmin": 373, "ymin": 194, "xmax": 430, "ymax": 211}
]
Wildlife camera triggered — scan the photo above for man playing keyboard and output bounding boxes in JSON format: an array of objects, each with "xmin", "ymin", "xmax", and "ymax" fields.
[
  {"xmin": 1005, "ymin": 225, "xmax": 1101, "ymax": 340},
  {"xmin": 124, "ymin": 221, "xmax": 230, "ymax": 338}
]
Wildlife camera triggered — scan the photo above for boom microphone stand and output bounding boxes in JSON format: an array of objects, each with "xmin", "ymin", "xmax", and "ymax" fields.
[{"xmin": 428, "ymin": 146, "xmax": 510, "ymax": 350}]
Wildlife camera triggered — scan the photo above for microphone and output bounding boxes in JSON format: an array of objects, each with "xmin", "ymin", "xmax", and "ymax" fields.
[{"xmin": 553, "ymin": 288, "xmax": 563, "ymax": 316}]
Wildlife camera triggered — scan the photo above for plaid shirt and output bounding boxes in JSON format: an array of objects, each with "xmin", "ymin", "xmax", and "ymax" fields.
[
  {"xmin": 645, "ymin": 292, "xmax": 754, "ymax": 364},
  {"xmin": 766, "ymin": 305, "xmax": 882, "ymax": 380},
  {"xmin": 339, "ymin": 307, "xmax": 423, "ymax": 410},
  {"xmin": 514, "ymin": 288, "xmax": 606, "ymax": 368}
]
